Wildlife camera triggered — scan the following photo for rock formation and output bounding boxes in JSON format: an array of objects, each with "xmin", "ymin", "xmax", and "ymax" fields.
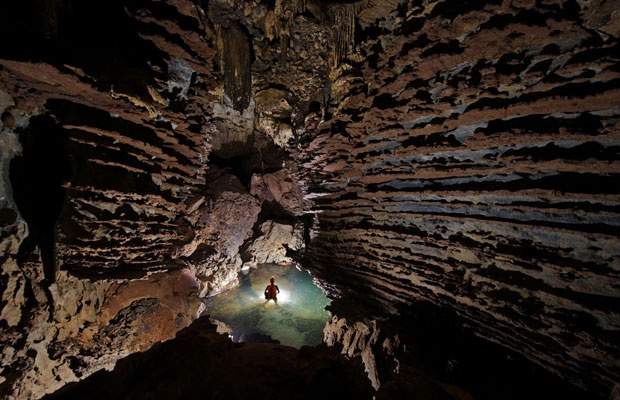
[
  {"xmin": 296, "ymin": 2, "xmax": 620, "ymax": 398},
  {"xmin": 43, "ymin": 316, "xmax": 376, "ymax": 400},
  {"xmin": 0, "ymin": 0, "xmax": 618, "ymax": 399}
]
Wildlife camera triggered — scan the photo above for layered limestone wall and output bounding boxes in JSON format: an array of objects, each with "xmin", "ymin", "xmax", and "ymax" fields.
[
  {"xmin": 0, "ymin": 0, "xmax": 305, "ymax": 398},
  {"xmin": 295, "ymin": 0, "xmax": 620, "ymax": 397},
  {"xmin": 0, "ymin": 1, "xmax": 218, "ymax": 395}
]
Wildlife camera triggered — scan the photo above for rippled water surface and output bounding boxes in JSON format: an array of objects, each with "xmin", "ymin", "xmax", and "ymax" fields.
[{"xmin": 202, "ymin": 263, "xmax": 331, "ymax": 348}]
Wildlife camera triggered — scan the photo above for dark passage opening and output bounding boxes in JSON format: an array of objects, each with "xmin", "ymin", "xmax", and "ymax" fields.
[{"xmin": 10, "ymin": 114, "xmax": 72, "ymax": 283}]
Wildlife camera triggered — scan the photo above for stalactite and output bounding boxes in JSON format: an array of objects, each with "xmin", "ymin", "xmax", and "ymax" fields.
[
  {"xmin": 217, "ymin": 21, "xmax": 252, "ymax": 111},
  {"xmin": 270, "ymin": 0, "xmax": 308, "ymax": 66},
  {"xmin": 328, "ymin": 1, "xmax": 367, "ymax": 67}
]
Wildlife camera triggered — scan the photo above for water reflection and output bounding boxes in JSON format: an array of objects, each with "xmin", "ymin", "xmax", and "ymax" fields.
[{"xmin": 202, "ymin": 263, "xmax": 331, "ymax": 348}]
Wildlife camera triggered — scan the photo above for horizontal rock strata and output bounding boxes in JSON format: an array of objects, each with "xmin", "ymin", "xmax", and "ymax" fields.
[
  {"xmin": 0, "ymin": 0, "xmax": 301, "ymax": 397},
  {"xmin": 295, "ymin": 0, "xmax": 620, "ymax": 397}
]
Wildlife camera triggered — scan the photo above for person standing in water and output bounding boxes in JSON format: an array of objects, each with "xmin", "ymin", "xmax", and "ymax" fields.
[{"xmin": 264, "ymin": 276, "xmax": 280, "ymax": 301}]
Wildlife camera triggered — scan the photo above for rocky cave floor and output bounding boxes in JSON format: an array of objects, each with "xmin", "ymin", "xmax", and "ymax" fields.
[{"xmin": 43, "ymin": 306, "xmax": 594, "ymax": 400}]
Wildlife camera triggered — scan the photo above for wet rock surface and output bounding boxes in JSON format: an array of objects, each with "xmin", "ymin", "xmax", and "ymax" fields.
[{"xmin": 0, "ymin": 0, "xmax": 618, "ymax": 399}]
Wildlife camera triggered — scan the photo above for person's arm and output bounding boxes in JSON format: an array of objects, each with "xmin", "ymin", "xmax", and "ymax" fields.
[{"xmin": 276, "ymin": 285, "xmax": 280, "ymax": 293}]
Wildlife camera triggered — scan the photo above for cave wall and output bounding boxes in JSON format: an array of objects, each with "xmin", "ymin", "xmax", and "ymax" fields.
[
  {"xmin": 0, "ymin": 0, "xmax": 303, "ymax": 398},
  {"xmin": 0, "ymin": 1, "xmax": 219, "ymax": 396},
  {"xmin": 294, "ymin": 0, "xmax": 620, "ymax": 397},
  {"xmin": 0, "ymin": 0, "xmax": 619, "ymax": 399}
]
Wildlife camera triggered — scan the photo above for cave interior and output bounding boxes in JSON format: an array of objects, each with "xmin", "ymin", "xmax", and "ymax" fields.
[{"xmin": 0, "ymin": 0, "xmax": 619, "ymax": 399}]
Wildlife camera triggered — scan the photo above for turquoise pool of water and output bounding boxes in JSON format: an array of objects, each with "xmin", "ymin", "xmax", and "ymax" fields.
[{"xmin": 202, "ymin": 263, "xmax": 331, "ymax": 348}]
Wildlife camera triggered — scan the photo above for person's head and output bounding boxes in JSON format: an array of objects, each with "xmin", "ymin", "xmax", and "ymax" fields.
[{"xmin": 270, "ymin": 276, "xmax": 275, "ymax": 284}]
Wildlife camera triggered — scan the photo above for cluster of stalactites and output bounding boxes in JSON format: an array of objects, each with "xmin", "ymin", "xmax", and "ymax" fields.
[
  {"xmin": 328, "ymin": 1, "xmax": 367, "ymax": 67},
  {"xmin": 264, "ymin": 0, "xmax": 366, "ymax": 67},
  {"xmin": 264, "ymin": 0, "xmax": 308, "ymax": 64}
]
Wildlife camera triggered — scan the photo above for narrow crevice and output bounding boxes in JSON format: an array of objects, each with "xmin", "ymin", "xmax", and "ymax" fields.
[{"xmin": 10, "ymin": 114, "xmax": 72, "ymax": 284}]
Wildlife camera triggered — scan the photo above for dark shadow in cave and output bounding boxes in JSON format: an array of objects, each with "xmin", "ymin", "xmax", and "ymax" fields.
[
  {"xmin": 208, "ymin": 153, "xmax": 254, "ymax": 188},
  {"xmin": 0, "ymin": 0, "xmax": 170, "ymax": 102},
  {"xmin": 389, "ymin": 301, "xmax": 593, "ymax": 400},
  {"xmin": 208, "ymin": 132, "xmax": 294, "ymax": 191},
  {"xmin": 10, "ymin": 114, "xmax": 72, "ymax": 284}
]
